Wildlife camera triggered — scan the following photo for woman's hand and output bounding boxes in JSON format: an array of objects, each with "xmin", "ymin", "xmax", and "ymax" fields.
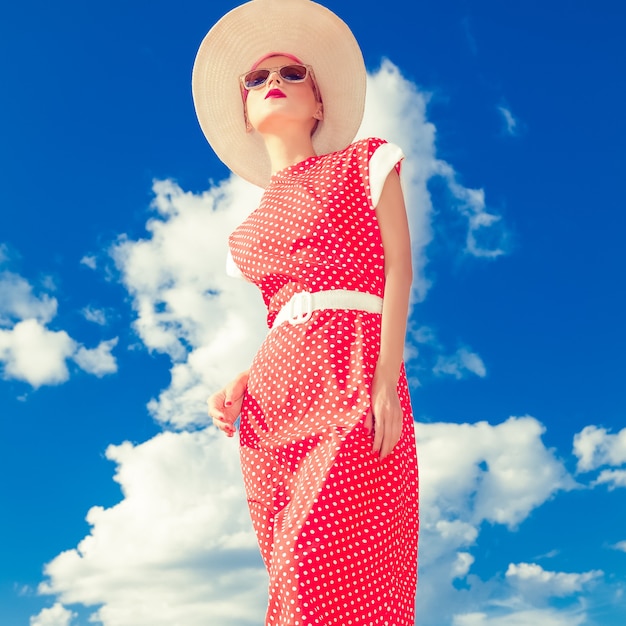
[
  {"xmin": 365, "ymin": 369, "xmax": 403, "ymax": 459},
  {"xmin": 206, "ymin": 370, "xmax": 249, "ymax": 437}
]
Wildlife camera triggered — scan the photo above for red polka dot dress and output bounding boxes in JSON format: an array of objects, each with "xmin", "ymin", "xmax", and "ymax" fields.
[{"xmin": 228, "ymin": 137, "xmax": 419, "ymax": 626}]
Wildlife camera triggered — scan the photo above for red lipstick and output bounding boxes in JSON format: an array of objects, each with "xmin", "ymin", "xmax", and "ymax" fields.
[{"xmin": 265, "ymin": 89, "xmax": 286, "ymax": 99}]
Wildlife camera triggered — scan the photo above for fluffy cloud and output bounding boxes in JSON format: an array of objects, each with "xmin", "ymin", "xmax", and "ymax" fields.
[
  {"xmin": 30, "ymin": 603, "xmax": 76, "ymax": 626},
  {"xmin": 447, "ymin": 564, "xmax": 601, "ymax": 626},
  {"xmin": 592, "ymin": 468, "xmax": 626, "ymax": 490},
  {"xmin": 39, "ymin": 429, "xmax": 267, "ymax": 626},
  {"xmin": 0, "ymin": 319, "xmax": 75, "ymax": 387},
  {"xmin": 73, "ymin": 338, "xmax": 119, "ymax": 377},
  {"xmin": 36, "ymin": 415, "xmax": 585, "ymax": 626},
  {"xmin": 0, "ymin": 270, "xmax": 57, "ymax": 325},
  {"xmin": 573, "ymin": 425, "xmax": 626, "ymax": 472},
  {"xmin": 416, "ymin": 416, "xmax": 573, "ymax": 531},
  {"xmin": 110, "ymin": 176, "xmax": 267, "ymax": 428},
  {"xmin": 0, "ymin": 266, "xmax": 118, "ymax": 387},
  {"xmin": 410, "ymin": 417, "xmax": 585, "ymax": 625},
  {"xmin": 506, "ymin": 562, "xmax": 602, "ymax": 598}
]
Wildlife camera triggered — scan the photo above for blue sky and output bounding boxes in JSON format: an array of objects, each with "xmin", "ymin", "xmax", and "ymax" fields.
[{"xmin": 1, "ymin": 0, "xmax": 625, "ymax": 625}]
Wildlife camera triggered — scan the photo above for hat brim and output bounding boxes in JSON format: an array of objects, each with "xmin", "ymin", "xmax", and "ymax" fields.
[{"xmin": 191, "ymin": 0, "xmax": 366, "ymax": 188}]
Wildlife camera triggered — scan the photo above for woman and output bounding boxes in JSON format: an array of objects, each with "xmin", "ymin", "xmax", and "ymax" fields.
[{"xmin": 194, "ymin": 1, "xmax": 419, "ymax": 624}]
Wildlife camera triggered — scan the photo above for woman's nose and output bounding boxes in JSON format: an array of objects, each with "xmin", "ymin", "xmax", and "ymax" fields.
[{"xmin": 266, "ymin": 70, "xmax": 282, "ymax": 86}]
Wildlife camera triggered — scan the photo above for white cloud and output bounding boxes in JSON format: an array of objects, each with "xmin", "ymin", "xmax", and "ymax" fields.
[
  {"xmin": 30, "ymin": 603, "xmax": 76, "ymax": 626},
  {"xmin": 36, "ymin": 414, "xmax": 579, "ymax": 626},
  {"xmin": 592, "ymin": 468, "xmax": 626, "ymax": 490},
  {"xmin": 404, "ymin": 325, "xmax": 487, "ymax": 382},
  {"xmin": 39, "ymin": 429, "xmax": 267, "ymax": 626},
  {"xmin": 452, "ymin": 551, "xmax": 475, "ymax": 578},
  {"xmin": 447, "ymin": 562, "xmax": 600, "ymax": 626},
  {"xmin": 409, "ymin": 324, "xmax": 438, "ymax": 346},
  {"xmin": 73, "ymin": 338, "xmax": 119, "ymax": 377},
  {"xmin": 452, "ymin": 609, "xmax": 587, "ymax": 626},
  {"xmin": 80, "ymin": 255, "xmax": 97, "ymax": 270},
  {"xmin": 433, "ymin": 346, "xmax": 487, "ymax": 379},
  {"xmin": 81, "ymin": 306, "xmax": 109, "ymax": 326},
  {"xmin": 410, "ymin": 416, "xmax": 585, "ymax": 623},
  {"xmin": 612, "ymin": 540, "xmax": 626, "ymax": 552},
  {"xmin": 110, "ymin": 175, "xmax": 267, "ymax": 428},
  {"xmin": 0, "ymin": 319, "xmax": 75, "ymax": 387},
  {"xmin": 573, "ymin": 425, "xmax": 626, "ymax": 472},
  {"xmin": 0, "ymin": 269, "xmax": 118, "ymax": 387},
  {"xmin": 498, "ymin": 105, "xmax": 519, "ymax": 136},
  {"xmin": 416, "ymin": 416, "xmax": 573, "ymax": 531},
  {"xmin": 506, "ymin": 562, "xmax": 602, "ymax": 598},
  {"xmin": 36, "ymin": 406, "xmax": 604, "ymax": 626},
  {"xmin": 436, "ymin": 169, "xmax": 508, "ymax": 258},
  {"xmin": 0, "ymin": 270, "xmax": 58, "ymax": 325}
]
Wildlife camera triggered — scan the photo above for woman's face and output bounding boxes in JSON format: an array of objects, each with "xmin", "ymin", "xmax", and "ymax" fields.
[{"xmin": 243, "ymin": 55, "xmax": 323, "ymax": 136}]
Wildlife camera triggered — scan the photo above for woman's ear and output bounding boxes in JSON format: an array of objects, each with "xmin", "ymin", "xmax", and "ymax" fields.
[
  {"xmin": 243, "ymin": 106, "xmax": 254, "ymax": 132},
  {"xmin": 314, "ymin": 104, "xmax": 324, "ymax": 121},
  {"xmin": 241, "ymin": 89, "xmax": 254, "ymax": 132}
]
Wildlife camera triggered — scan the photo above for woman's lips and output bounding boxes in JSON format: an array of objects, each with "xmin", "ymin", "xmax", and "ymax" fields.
[{"xmin": 265, "ymin": 89, "xmax": 286, "ymax": 99}]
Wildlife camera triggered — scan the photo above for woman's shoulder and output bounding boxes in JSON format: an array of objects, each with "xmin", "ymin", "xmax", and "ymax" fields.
[
  {"xmin": 322, "ymin": 137, "xmax": 391, "ymax": 166},
  {"xmin": 347, "ymin": 136, "xmax": 390, "ymax": 155},
  {"xmin": 316, "ymin": 138, "xmax": 402, "ymax": 179}
]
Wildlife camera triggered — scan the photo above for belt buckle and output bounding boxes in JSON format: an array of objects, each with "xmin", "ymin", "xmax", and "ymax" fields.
[{"xmin": 288, "ymin": 291, "xmax": 313, "ymax": 325}]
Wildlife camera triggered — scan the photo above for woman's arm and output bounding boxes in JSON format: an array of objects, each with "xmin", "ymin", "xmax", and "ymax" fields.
[
  {"xmin": 368, "ymin": 168, "xmax": 413, "ymax": 458},
  {"xmin": 206, "ymin": 369, "xmax": 250, "ymax": 437}
]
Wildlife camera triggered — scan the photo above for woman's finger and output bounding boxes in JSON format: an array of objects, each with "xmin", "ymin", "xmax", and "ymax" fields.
[
  {"xmin": 372, "ymin": 409, "xmax": 403, "ymax": 459},
  {"xmin": 382, "ymin": 414, "xmax": 402, "ymax": 459},
  {"xmin": 372, "ymin": 413, "xmax": 385, "ymax": 456},
  {"xmin": 207, "ymin": 391, "xmax": 236, "ymax": 437},
  {"xmin": 211, "ymin": 414, "xmax": 236, "ymax": 437},
  {"xmin": 206, "ymin": 392, "xmax": 225, "ymax": 419}
]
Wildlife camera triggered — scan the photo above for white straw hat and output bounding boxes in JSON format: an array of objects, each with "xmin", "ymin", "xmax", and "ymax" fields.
[{"xmin": 191, "ymin": 0, "xmax": 366, "ymax": 188}]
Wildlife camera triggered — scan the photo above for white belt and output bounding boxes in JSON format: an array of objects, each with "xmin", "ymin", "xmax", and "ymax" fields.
[{"xmin": 272, "ymin": 289, "xmax": 383, "ymax": 329}]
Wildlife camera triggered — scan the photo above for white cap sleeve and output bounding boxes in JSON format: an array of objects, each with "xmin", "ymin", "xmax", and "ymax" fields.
[
  {"xmin": 226, "ymin": 249, "xmax": 245, "ymax": 278},
  {"xmin": 369, "ymin": 142, "xmax": 405, "ymax": 208}
]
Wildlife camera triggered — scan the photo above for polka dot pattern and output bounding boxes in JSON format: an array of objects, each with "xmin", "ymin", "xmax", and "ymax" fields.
[{"xmin": 229, "ymin": 138, "xmax": 419, "ymax": 625}]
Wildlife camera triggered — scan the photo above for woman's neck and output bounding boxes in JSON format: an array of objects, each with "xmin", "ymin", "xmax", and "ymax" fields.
[{"xmin": 261, "ymin": 132, "xmax": 317, "ymax": 175}]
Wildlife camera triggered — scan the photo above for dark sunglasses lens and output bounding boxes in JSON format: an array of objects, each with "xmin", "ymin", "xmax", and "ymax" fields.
[
  {"xmin": 280, "ymin": 64, "xmax": 308, "ymax": 81},
  {"xmin": 244, "ymin": 69, "xmax": 270, "ymax": 89},
  {"xmin": 243, "ymin": 65, "xmax": 308, "ymax": 89}
]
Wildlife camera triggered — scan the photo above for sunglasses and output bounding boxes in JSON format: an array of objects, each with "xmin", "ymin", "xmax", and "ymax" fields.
[{"xmin": 240, "ymin": 63, "xmax": 313, "ymax": 91}]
